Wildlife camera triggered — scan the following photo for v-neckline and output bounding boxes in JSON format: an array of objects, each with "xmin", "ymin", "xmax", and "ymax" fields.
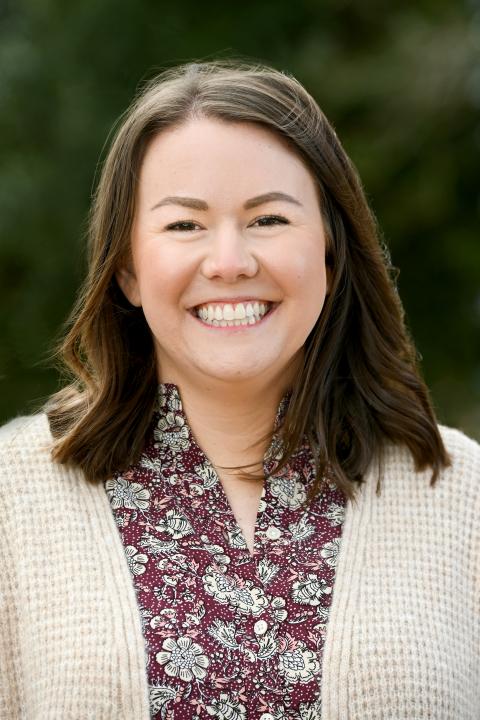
[{"xmin": 153, "ymin": 383, "xmax": 289, "ymax": 560}]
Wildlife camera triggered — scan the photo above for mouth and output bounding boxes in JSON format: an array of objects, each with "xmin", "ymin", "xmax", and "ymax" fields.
[{"xmin": 190, "ymin": 300, "xmax": 276, "ymax": 327}]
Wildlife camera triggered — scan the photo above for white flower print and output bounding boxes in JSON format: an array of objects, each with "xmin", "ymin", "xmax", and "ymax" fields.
[
  {"xmin": 291, "ymin": 573, "xmax": 332, "ymax": 606},
  {"xmin": 183, "ymin": 601, "xmax": 206, "ymax": 628},
  {"xmin": 138, "ymin": 532, "xmax": 178, "ymax": 555},
  {"xmin": 273, "ymin": 709, "xmax": 290, "ymax": 720},
  {"xmin": 325, "ymin": 501, "xmax": 345, "ymax": 526},
  {"xmin": 229, "ymin": 583, "xmax": 269, "ymax": 617},
  {"xmin": 270, "ymin": 473, "xmax": 306, "ymax": 510},
  {"xmin": 289, "ymin": 515, "xmax": 315, "ymax": 543},
  {"xmin": 107, "ymin": 384, "xmax": 346, "ymax": 716},
  {"xmin": 124, "ymin": 545, "xmax": 148, "ymax": 575},
  {"xmin": 258, "ymin": 487, "xmax": 267, "ymax": 514},
  {"xmin": 271, "ymin": 596, "xmax": 288, "ymax": 622},
  {"xmin": 156, "ymin": 509, "xmax": 194, "ymax": 539},
  {"xmin": 138, "ymin": 605, "xmax": 153, "ymax": 632},
  {"xmin": 203, "ymin": 571, "xmax": 236, "ymax": 604},
  {"xmin": 150, "ymin": 607, "xmax": 177, "ymax": 630},
  {"xmin": 208, "ymin": 619, "xmax": 240, "ymax": 650},
  {"xmin": 299, "ymin": 699, "xmax": 322, "ymax": 719},
  {"xmin": 114, "ymin": 515, "xmax": 129, "ymax": 528},
  {"xmin": 264, "ymin": 433, "xmax": 284, "ymax": 462},
  {"xmin": 139, "ymin": 454, "xmax": 162, "ymax": 473},
  {"xmin": 157, "ymin": 385, "xmax": 182, "ymax": 413},
  {"xmin": 149, "ymin": 683, "xmax": 177, "ymax": 715},
  {"xmin": 201, "ymin": 546, "xmax": 231, "ymax": 567},
  {"xmin": 156, "ymin": 635, "xmax": 209, "ymax": 681},
  {"xmin": 206, "ymin": 692, "xmax": 247, "ymax": 720},
  {"xmin": 256, "ymin": 628, "xmax": 278, "ymax": 660},
  {"xmin": 189, "ymin": 482, "xmax": 204, "ymax": 496},
  {"xmin": 105, "ymin": 476, "xmax": 150, "ymax": 510},
  {"xmin": 315, "ymin": 605, "xmax": 330, "ymax": 624},
  {"xmin": 278, "ymin": 642, "xmax": 320, "ymax": 684},
  {"xmin": 201, "ymin": 541, "xmax": 225, "ymax": 555},
  {"xmin": 194, "ymin": 464, "xmax": 218, "ymax": 490},
  {"xmin": 168, "ymin": 552, "xmax": 190, "ymax": 571},
  {"xmin": 257, "ymin": 557, "xmax": 280, "ymax": 585},
  {"xmin": 227, "ymin": 527, "xmax": 248, "ymax": 549},
  {"xmin": 203, "ymin": 572, "xmax": 268, "ymax": 616},
  {"xmin": 213, "ymin": 554, "xmax": 231, "ymax": 569},
  {"xmin": 155, "ymin": 412, "xmax": 190, "ymax": 452},
  {"xmin": 320, "ymin": 538, "xmax": 341, "ymax": 568}
]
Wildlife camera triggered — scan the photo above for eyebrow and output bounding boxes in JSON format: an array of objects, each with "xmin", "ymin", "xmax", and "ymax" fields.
[{"xmin": 150, "ymin": 191, "xmax": 303, "ymax": 212}]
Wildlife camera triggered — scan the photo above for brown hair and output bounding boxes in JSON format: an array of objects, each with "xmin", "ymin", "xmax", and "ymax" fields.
[{"xmin": 46, "ymin": 59, "xmax": 450, "ymax": 500}]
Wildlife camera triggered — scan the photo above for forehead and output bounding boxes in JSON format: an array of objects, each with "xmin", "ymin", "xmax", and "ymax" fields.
[{"xmin": 137, "ymin": 117, "xmax": 318, "ymax": 200}]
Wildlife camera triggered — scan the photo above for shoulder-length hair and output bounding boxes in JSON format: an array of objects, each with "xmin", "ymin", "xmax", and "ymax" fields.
[{"xmin": 46, "ymin": 59, "xmax": 450, "ymax": 500}]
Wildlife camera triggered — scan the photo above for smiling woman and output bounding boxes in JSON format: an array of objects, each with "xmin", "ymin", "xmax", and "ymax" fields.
[
  {"xmin": 115, "ymin": 118, "xmax": 329, "ymax": 400},
  {"xmin": 0, "ymin": 60, "xmax": 478, "ymax": 720}
]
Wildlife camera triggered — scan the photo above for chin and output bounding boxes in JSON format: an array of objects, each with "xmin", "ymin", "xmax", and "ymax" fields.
[
  {"xmin": 203, "ymin": 367, "xmax": 266, "ymax": 383},
  {"xmin": 192, "ymin": 357, "xmax": 277, "ymax": 383}
]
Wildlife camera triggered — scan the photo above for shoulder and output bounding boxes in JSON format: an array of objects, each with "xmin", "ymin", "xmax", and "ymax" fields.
[
  {"xmin": 437, "ymin": 423, "xmax": 480, "ymax": 462},
  {"xmin": 0, "ymin": 413, "xmax": 58, "ymax": 488},
  {"xmin": 0, "ymin": 413, "xmax": 91, "ymax": 533},
  {"xmin": 0, "ymin": 412, "xmax": 53, "ymax": 457},
  {"xmin": 384, "ymin": 423, "xmax": 479, "ymax": 474},
  {"xmin": 378, "ymin": 423, "xmax": 480, "ymax": 503},
  {"xmin": 436, "ymin": 424, "xmax": 480, "ymax": 491}
]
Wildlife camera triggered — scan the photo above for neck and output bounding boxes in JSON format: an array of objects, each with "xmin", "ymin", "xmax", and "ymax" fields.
[{"xmin": 160, "ymin": 373, "xmax": 293, "ymax": 472}]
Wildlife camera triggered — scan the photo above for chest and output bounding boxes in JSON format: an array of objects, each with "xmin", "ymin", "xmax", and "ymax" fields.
[
  {"xmin": 106, "ymin": 438, "xmax": 346, "ymax": 720},
  {"xmin": 216, "ymin": 473, "xmax": 265, "ymax": 554}
]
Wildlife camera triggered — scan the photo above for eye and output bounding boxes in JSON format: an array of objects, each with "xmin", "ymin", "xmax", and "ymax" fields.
[
  {"xmin": 250, "ymin": 215, "xmax": 290, "ymax": 227},
  {"xmin": 165, "ymin": 220, "xmax": 202, "ymax": 232}
]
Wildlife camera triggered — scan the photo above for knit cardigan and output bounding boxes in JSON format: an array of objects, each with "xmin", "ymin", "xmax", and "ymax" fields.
[{"xmin": 0, "ymin": 414, "xmax": 478, "ymax": 720}]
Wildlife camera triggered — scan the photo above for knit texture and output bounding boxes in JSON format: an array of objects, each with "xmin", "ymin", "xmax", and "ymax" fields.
[{"xmin": 0, "ymin": 414, "xmax": 478, "ymax": 719}]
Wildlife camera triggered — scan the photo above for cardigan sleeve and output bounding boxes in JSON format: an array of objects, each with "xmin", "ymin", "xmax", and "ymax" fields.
[{"xmin": 0, "ymin": 419, "xmax": 29, "ymax": 719}]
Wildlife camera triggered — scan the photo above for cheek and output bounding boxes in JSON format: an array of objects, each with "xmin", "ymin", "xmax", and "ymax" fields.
[
  {"xmin": 275, "ymin": 241, "xmax": 328, "ymax": 301},
  {"xmin": 133, "ymin": 243, "xmax": 194, "ymax": 307}
]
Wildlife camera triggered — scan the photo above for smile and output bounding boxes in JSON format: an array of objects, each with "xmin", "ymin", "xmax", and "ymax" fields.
[{"xmin": 192, "ymin": 300, "xmax": 274, "ymax": 327}]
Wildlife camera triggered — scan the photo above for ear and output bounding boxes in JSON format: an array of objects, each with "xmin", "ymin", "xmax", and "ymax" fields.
[{"xmin": 115, "ymin": 264, "xmax": 142, "ymax": 307}]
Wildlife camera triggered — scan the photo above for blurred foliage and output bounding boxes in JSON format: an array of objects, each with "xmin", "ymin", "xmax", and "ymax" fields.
[{"xmin": 0, "ymin": 0, "xmax": 479, "ymax": 438}]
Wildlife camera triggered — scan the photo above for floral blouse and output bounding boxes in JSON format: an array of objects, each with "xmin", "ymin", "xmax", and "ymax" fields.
[{"xmin": 106, "ymin": 384, "xmax": 346, "ymax": 720}]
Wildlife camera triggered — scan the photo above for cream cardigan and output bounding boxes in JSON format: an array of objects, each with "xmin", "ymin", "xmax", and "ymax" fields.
[{"xmin": 0, "ymin": 414, "xmax": 478, "ymax": 720}]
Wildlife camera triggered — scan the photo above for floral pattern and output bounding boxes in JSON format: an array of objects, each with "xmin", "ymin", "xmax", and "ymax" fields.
[
  {"xmin": 106, "ymin": 384, "xmax": 346, "ymax": 719},
  {"xmin": 156, "ymin": 635, "xmax": 210, "ymax": 681}
]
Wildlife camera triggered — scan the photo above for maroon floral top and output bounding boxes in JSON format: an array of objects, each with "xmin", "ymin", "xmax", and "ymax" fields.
[{"xmin": 106, "ymin": 384, "xmax": 346, "ymax": 720}]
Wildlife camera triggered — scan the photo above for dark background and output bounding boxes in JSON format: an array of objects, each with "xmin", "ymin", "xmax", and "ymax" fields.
[{"xmin": 1, "ymin": 0, "xmax": 479, "ymax": 439}]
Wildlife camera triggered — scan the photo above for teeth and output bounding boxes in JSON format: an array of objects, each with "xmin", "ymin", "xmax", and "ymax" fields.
[
  {"xmin": 194, "ymin": 301, "xmax": 271, "ymax": 326},
  {"xmin": 223, "ymin": 304, "xmax": 235, "ymax": 321},
  {"xmin": 234, "ymin": 303, "xmax": 246, "ymax": 320}
]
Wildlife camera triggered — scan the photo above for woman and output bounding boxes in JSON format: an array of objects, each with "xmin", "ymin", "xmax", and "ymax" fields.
[{"xmin": 0, "ymin": 61, "xmax": 478, "ymax": 720}]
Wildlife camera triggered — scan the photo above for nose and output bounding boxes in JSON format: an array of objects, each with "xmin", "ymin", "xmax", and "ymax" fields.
[{"xmin": 201, "ymin": 226, "xmax": 259, "ymax": 282}]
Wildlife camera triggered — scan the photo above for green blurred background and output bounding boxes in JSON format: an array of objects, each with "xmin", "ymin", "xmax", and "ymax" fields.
[{"xmin": 1, "ymin": 0, "xmax": 479, "ymax": 438}]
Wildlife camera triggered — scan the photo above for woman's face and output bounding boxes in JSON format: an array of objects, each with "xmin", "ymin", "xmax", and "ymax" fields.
[{"xmin": 117, "ymin": 117, "xmax": 330, "ymax": 390}]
